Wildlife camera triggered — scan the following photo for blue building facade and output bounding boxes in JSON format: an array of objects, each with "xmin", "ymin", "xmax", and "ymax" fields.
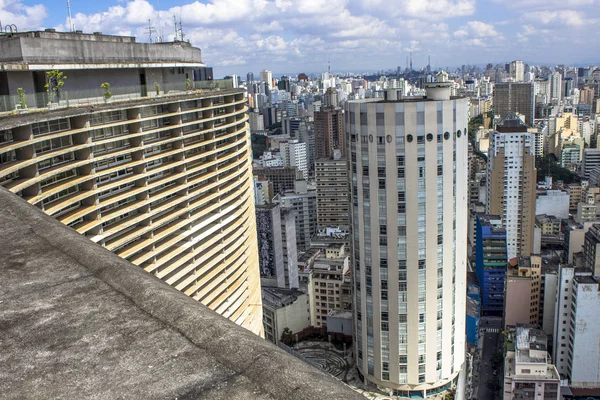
[
  {"xmin": 475, "ymin": 215, "xmax": 507, "ymax": 316},
  {"xmin": 466, "ymin": 271, "xmax": 481, "ymax": 346}
]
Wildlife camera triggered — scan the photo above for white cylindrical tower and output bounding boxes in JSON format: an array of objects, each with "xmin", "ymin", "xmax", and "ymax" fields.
[{"xmin": 347, "ymin": 84, "xmax": 468, "ymax": 398}]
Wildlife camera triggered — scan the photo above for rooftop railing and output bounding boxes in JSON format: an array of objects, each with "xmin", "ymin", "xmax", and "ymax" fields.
[{"xmin": 0, "ymin": 79, "xmax": 234, "ymax": 114}]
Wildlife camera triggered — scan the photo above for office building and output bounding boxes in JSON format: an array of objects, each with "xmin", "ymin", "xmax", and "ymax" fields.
[
  {"xmin": 260, "ymin": 69, "xmax": 273, "ymax": 91},
  {"xmin": 503, "ymin": 325, "xmax": 560, "ymax": 400},
  {"xmin": 553, "ymin": 265, "xmax": 600, "ymax": 387},
  {"xmin": 509, "ymin": 60, "xmax": 525, "ymax": 82},
  {"xmin": 581, "ymin": 149, "xmax": 600, "ymax": 180},
  {"xmin": 314, "ymin": 107, "xmax": 345, "ymax": 160},
  {"xmin": 0, "ymin": 31, "xmax": 264, "ymax": 335},
  {"xmin": 347, "ymin": 83, "xmax": 468, "ymax": 396},
  {"xmin": 315, "ymin": 152, "xmax": 349, "ymax": 230},
  {"xmin": 475, "ymin": 215, "xmax": 507, "ymax": 316},
  {"xmin": 279, "ymin": 179, "xmax": 317, "ymax": 252},
  {"xmin": 493, "ymin": 83, "xmax": 535, "ymax": 126},
  {"xmin": 262, "ymin": 287, "xmax": 310, "ymax": 345},
  {"xmin": 504, "ymin": 255, "xmax": 542, "ymax": 328},
  {"xmin": 550, "ymin": 71, "xmax": 562, "ymax": 101},
  {"xmin": 256, "ymin": 203, "xmax": 299, "ymax": 289},
  {"xmin": 487, "ymin": 116, "xmax": 537, "ymax": 259},
  {"xmin": 279, "ymin": 139, "xmax": 308, "ymax": 179},
  {"xmin": 583, "ymin": 224, "xmax": 600, "ymax": 277},
  {"xmin": 253, "ymin": 166, "xmax": 300, "ymax": 197},
  {"xmin": 308, "ymin": 244, "xmax": 351, "ymax": 328}
]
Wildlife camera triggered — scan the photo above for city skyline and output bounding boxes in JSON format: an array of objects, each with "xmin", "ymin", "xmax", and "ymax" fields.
[{"xmin": 2, "ymin": 0, "xmax": 600, "ymax": 76}]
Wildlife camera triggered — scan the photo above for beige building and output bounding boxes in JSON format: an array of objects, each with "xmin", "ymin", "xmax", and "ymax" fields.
[
  {"xmin": 0, "ymin": 32, "xmax": 264, "ymax": 336},
  {"xmin": 535, "ymin": 215, "xmax": 561, "ymax": 235},
  {"xmin": 315, "ymin": 152, "xmax": 349, "ymax": 230},
  {"xmin": 308, "ymin": 244, "xmax": 351, "ymax": 328},
  {"xmin": 487, "ymin": 116, "xmax": 537, "ymax": 260},
  {"xmin": 504, "ymin": 255, "xmax": 542, "ymax": 328},
  {"xmin": 347, "ymin": 83, "xmax": 468, "ymax": 396},
  {"xmin": 503, "ymin": 325, "xmax": 560, "ymax": 400},
  {"xmin": 262, "ymin": 287, "xmax": 311, "ymax": 345}
]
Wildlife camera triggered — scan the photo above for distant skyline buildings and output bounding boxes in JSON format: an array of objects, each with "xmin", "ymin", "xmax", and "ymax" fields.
[{"xmin": 5, "ymin": 0, "xmax": 600, "ymax": 76}]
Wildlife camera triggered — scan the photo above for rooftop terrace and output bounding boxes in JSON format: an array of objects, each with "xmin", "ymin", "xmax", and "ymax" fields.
[{"xmin": 0, "ymin": 187, "xmax": 364, "ymax": 400}]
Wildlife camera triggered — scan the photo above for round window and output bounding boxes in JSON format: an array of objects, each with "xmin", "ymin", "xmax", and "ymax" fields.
[
  {"xmin": 444, "ymin": 132, "xmax": 450, "ymax": 140},
  {"xmin": 457, "ymin": 130, "xmax": 462, "ymax": 138},
  {"xmin": 407, "ymin": 134, "xmax": 413, "ymax": 143},
  {"xmin": 369, "ymin": 134, "xmax": 374, "ymax": 143},
  {"xmin": 427, "ymin": 133, "xmax": 433, "ymax": 142},
  {"xmin": 386, "ymin": 135, "xmax": 392, "ymax": 143}
]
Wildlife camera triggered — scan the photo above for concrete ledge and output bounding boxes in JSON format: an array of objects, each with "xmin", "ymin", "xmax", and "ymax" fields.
[{"xmin": 0, "ymin": 187, "xmax": 364, "ymax": 400}]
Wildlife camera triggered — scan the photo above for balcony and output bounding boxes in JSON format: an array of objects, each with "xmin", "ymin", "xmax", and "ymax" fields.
[{"xmin": 0, "ymin": 187, "xmax": 362, "ymax": 400}]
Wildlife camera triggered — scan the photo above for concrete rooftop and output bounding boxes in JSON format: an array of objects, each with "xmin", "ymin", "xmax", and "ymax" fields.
[{"xmin": 0, "ymin": 187, "xmax": 364, "ymax": 400}]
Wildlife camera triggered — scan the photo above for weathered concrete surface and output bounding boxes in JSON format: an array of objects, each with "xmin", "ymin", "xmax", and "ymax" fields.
[{"xmin": 0, "ymin": 188, "xmax": 364, "ymax": 400}]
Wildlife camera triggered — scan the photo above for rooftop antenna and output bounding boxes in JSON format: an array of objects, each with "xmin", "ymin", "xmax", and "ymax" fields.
[
  {"xmin": 328, "ymin": 57, "xmax": 331, "ymax": 75},
  {"xmin": 410, "ymin": 52, "xmax": 413, "ymax": 71},
  {"xmin": 66, "ymin": 0, "xmax": 74, "ymax": 32},
  {"xmin": 178, "ymin": 17, "xmax": 184, "ymax": 42},
  {"xmin": 406, "ymin": 55, "xmax": 408, "ymax": 71},
  {"xmin": 173, "ymin": 15, "xmax": 178, "ymax": 41},
  {"xmin": 145, "ymin": 19, "xmax": 156, "ymax": 43},
  {"xmin": 156, "ymin": 0, "xmax": 164, "ymax": 42}
]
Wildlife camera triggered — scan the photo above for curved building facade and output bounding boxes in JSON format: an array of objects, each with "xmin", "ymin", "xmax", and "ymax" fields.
[
  {"xmin": 0, "ymin": 90, "xmax": 263, "ymax": 336},
  {"xmin": 347, "ymin": 84, "xmax": 468, "ymax": 397}
]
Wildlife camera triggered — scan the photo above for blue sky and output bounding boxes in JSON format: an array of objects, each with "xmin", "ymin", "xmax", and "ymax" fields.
[{"xmin": 2, "ymin": 0, "xmax": 599, "ymax": 77}]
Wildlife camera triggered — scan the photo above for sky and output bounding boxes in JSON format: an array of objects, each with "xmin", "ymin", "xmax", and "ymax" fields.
[{"xmin": 2, "ymin": 0, "xmax": 600, "ymax": 77}]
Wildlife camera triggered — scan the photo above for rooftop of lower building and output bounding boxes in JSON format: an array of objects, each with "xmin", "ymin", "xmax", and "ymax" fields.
[
  {"xmin": 262, "ymin": 287, "xmax": 307, "ymax": 309},
  {"xmin": 0, "ymin": 187, "xmax": 363, "ymax": 400},
  {"xmin": 0, "ymin": 29, "xmax": 203, "ymax": 68}
]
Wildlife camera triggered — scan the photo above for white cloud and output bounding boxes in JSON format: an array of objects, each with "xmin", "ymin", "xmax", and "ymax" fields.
[
  {"xmin": 496, "ymin": 0, "xmax": 597, "ymax": 8},
  {"xmin": 522, "ymin": 10, "xmax": 592, "ymax": 26},
  {"xmin": 254, "ymin": 21, "xmax": 283, "ymax": 33},
  {"xmin": 0, "ymin": 0, "xmax": 46, "ymax": 29}
]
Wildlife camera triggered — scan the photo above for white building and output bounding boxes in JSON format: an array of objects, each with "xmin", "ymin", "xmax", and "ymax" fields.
[
  {"xmin": 260, "ymin": 69, "xmax": 273, "ymax": 91},
  {"xmin": 535, "ymin": 190, "xmax": 570, "ymax": 219},
  {"xmin": 503, "ymin": 325, "xmax": 560, "ymax": 400},
  {"xmin": 487, "ymin": 118, "xmax": 537, "ymax": 260},
  {"xmin": 347, "ymin": 83, "xmax": 468, "ymax": 396},
  {"xmin": 279, "ymin": 140, "xmax": 308, "ymax": 179},
  {"xmin": 509, "ymin": 60, "xmax": 525, "ymax": 82},
  {"xmin": 553, "ymin": 265, "xmax": 600, "ymax": 387},
  {"xmin": 262, "ymin": 288, "xmax": 310, "ymax": 345},
  {"xmin": 550, "ymin": 72, "xmax": 562, "ymax": 101}
]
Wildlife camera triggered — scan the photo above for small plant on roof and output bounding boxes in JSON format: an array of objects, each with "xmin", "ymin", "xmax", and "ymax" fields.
[
  {"xmin": 101, "ymin": 82, "xmax": 112, "ymax": 102},
  {"xmin": 154, "ymin": 82, "xmax": 160, "ymax": 96},
  {"xmin": 186, "ymin": 77, "xmax": 192, "ymax": 91},
  {"xmin": 17, "ymin": 88, "xmax": 27, "ymax": 109},
  {"xmin": 45, "ymin": 69, "xmax": 67, "ymax": 104}
]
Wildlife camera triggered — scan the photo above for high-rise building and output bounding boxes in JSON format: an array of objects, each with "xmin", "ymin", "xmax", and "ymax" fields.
[
  {"xmin": 0, "ymin": 31, "xmax": 264, "ymax": 335},
  {"xmin": 475, "ymin": 215, "xmax": 507, "ymax": 316},
  {"xmin": 583, "ymin": 224, "xmax": 600, "ymax": 277},
  {"xmin": 509, "ymin": 60, "xmax": 525, "ymax": 82},
  {"xmin": 256, "ymin": 203, "xmax": 299, "ymax": 289},
  {"xmin": 253, "ymin": 166, "xmax": 300, "ymax": 197},
  {"xmin": 347, "ymin": 83, "xmax": 468, "ymax": 396},
  {"xmin": 260, "ymin": 69, "xmax": 273, "ymax": 91},
  {"xmin": 487, "ymin": 116, "xmax": 537, "ymax": 260},
  {"xmin": 493, "ymin": 83, "xmax": 535, "ymax": 126},
  {"xmin": 553, "ymin": 265, "xmax": 600, "ymax": 387},
  {"xmin": 279, "ymin": 180, "xmax": 317, "ymax": 252},
  {"xmin": 550, "ymin": 71, "xmax": 562, "ymax": 101},
  {"xmin": 581, "ymin": 148, "xmax": 600, "ymax": 180},
  {"xmin": 315, "ymin": 152, "xmax": 349, "ymax": 230},
  {"xmin": 279, "ymin": 139, "xmax": 308, "ymax": 179},
  {"xmin": 314, "ymin": 107, "xmax": 345, "ymax": 160}
]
